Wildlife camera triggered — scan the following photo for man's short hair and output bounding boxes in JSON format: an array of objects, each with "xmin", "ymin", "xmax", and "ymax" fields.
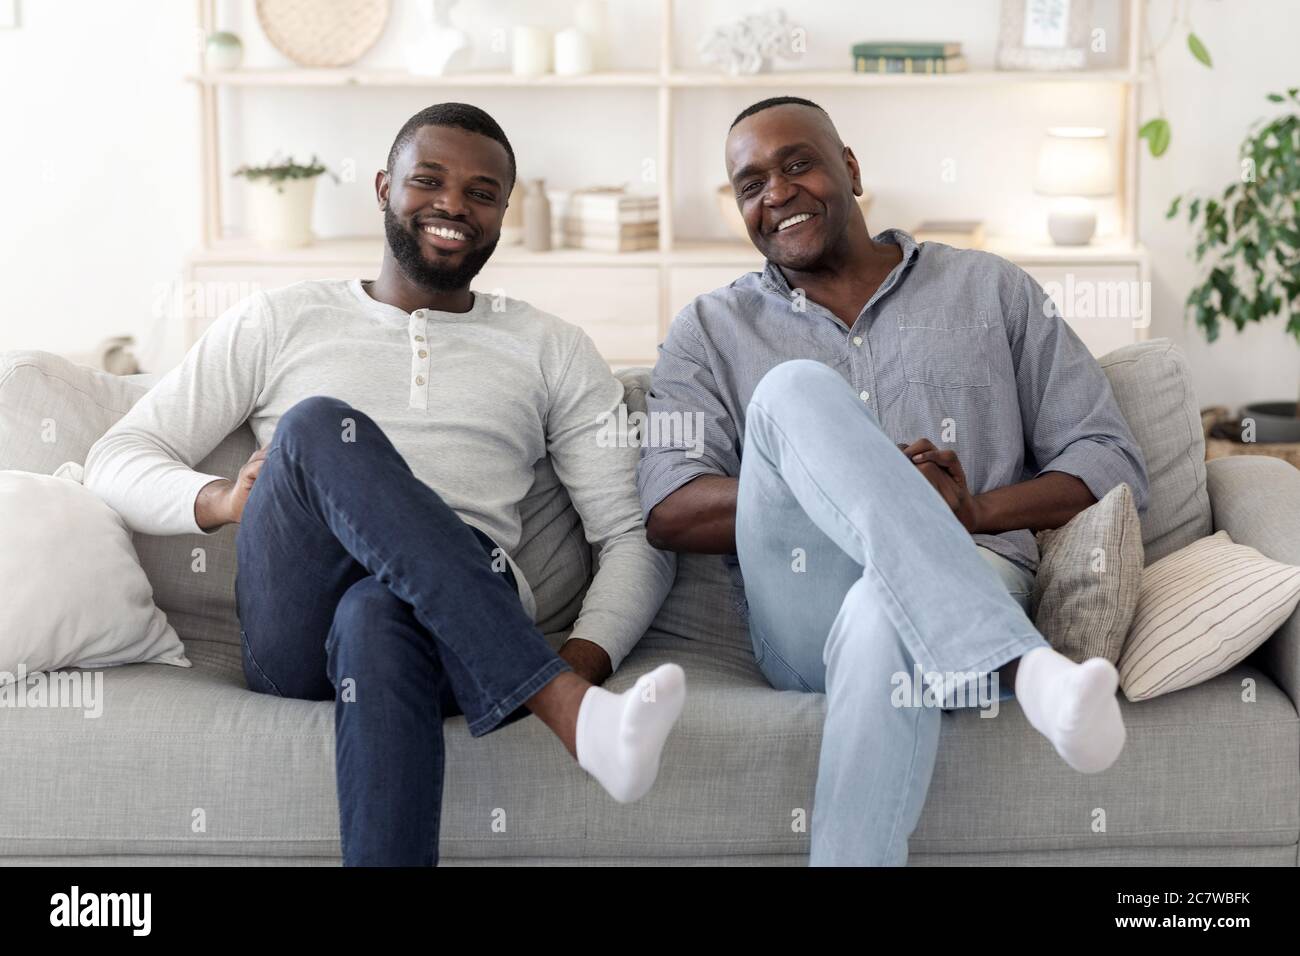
[
  {"xmin": 730, "ymin": 96, "xmax": 829, "ymax": 131},
  {"xmin": 386, "ymin": 102, "xmax": 516, "ymax": 186}
]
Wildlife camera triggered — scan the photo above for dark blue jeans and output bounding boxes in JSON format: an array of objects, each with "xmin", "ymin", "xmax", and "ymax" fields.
[{"xmin": 234, "ymin": 395, "xmax": 571, "ymax": 866}]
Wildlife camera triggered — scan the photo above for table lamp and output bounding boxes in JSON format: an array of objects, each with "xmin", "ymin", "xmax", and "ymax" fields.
[{"xmin": 1034, "ymin": 127, "xmax": 1114, "ymax": 245}]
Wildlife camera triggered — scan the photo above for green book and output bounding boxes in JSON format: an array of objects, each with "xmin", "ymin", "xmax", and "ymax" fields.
[
  {"xmin": 851, "ymin": 41, "xmax": 961, "ymax": 58},
  {"xmin": 854, "ymin": 55, "xmax": 967, "ymax": 74}
]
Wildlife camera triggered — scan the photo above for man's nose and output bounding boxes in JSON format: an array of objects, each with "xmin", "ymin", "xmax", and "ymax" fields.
[
  {"xmin": 429, "ymin": 188, "xmax": 469, "ymax": 221},
  {"xmin": 763, "ymin": 178, "xmax": 796, "ymax": 207}
]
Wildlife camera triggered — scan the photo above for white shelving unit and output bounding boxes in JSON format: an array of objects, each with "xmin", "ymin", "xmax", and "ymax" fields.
[{"xmin": 187, "ymin": 0, "xmax": 1150, "ymax": 364}]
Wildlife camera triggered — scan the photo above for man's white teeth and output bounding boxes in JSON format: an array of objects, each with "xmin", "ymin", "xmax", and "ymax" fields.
[
  {"xmin": 777, "ymin": 213, "xmax": 812, "ymax": 231},
  {"xmin": 423, "ymin": 225, "xmax": 467, "ymax": 241}
]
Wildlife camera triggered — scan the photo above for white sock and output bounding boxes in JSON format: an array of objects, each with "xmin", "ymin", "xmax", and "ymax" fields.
[
  {"xmin": 575, "ymin": 663, "xmax": 686, "ymax": 803},
  {"xmin": 1015, "ymin": 646, "xmax": 1126, "ymax": 774}
]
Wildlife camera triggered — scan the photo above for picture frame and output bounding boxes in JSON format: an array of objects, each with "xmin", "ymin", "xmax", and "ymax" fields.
[{"xmin": 997, "ymin": 0, "xmax": 1093, "ymax": 71}]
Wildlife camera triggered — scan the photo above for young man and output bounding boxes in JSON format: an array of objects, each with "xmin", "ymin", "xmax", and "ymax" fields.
[
  {"xmin": 85, "ymin": 103, "xmax": 686, "ymax": 866},
  {"xmin": 638, "ymin": 96, "xmax": 1149, "ymax": 866}
]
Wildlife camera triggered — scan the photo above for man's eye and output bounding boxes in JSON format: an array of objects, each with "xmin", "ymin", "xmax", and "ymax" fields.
[
  {"xmin": 788, "ymin": 160, "xmax": 809, "ymax": 173},
  {"xmin": 741, "ymin": 181, "xmax": 761, "ymax": 195},
  {"xmin": 415, "ymin": 177, "xmax": 438, "ymax": 186},
  {"xmin": 471, "ymin": 191, "xmax": 495, "ymax": 201}
]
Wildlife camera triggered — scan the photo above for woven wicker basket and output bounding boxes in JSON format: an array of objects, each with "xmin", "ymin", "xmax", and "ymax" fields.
[{"xmin": 255, "ymin": 0, "xmax": 390, "ymax": 68}]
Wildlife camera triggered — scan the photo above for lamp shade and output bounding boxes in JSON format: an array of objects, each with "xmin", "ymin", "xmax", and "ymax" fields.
[{"xmin": 1034, "ymin": 127, "xmax": 1114, "ymax": 197}]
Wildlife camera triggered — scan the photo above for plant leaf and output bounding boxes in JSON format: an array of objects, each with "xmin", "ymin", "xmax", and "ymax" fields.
[
  {"xmin": 1139, "ymin": 118, "xmax": 1172, "ymax": 157},
  {"xmin": 1188, "ymin": 33, "xmax": 1212, "ymax": 68},
  {"xmin": 1268, "ymin": 93, "xmax": 1285, "ymax": 103},
  {"xmin": 1166, "ymin": 195, "xmax": 1182, "ymax": 219}
]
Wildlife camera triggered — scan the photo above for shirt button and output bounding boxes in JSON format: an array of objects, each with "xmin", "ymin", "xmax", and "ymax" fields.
[
  {"xmin": 414, "ymin": 334, "xmax": 425, "ymax": 342},
  {"xmin": 853, "ymin": 336, "xmax": 863, "ymax": 346},
  {"xmin": 415, "ymin": 375, "xmax": 425, "ymax": 385},
  {"xmin": 859, "ymin": 390, "xmax": 870, "ymax": 402},
  {"xmin": 418, "ymin": 349, "xmax": 428, "ymax": 358}
]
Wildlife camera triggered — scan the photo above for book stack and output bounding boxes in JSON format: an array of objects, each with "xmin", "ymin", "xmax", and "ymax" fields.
[
  {"xmin": 550, "ymin": 188, "xmax": 659, "ymax": 252},
  {"xmin": 851, "ymin": 41, "xmax": 967, "ymax": 75}
]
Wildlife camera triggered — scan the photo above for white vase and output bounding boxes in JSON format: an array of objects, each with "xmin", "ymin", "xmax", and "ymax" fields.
[
  {"xmin": 404, "ymin": 0, "xmax": 470, "ymax": 76},
  {"xmin": 245, "ymin": 177, "xmax": 317, "ymax": 248}
]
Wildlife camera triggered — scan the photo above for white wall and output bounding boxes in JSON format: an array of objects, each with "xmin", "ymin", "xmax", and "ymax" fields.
[
  {"xmin": 1, "ymin": 0, "xmax": 1297, "ymax": 409},
  {"xmin": 0, "ymin": 0, "xmax": 200, "ymax": 371},
  {"xmin": 1139, "ymin": 0, "xmax": 1300, "ymax": 411}
]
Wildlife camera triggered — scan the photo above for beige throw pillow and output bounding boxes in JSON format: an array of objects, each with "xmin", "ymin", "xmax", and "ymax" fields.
[
  {"xmin": 0, "ymin": 471, "xmax": 189, "ymax": 683},
  {"xmin": 1031, "ymin": 483, "xmax": 1144, "ymax": 665},
  {"xmin": 1119, "ymin": 530, "xmax": 1300, "ymax": 702}
]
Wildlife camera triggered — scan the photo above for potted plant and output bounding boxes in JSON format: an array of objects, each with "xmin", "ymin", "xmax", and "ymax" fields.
[
  {"xmin": 1168, "ymin": 88, "xmax": 1300, "ymax": 443},
  {"xmin": 232, "ymin": 155, "xmax": 335, "ymax": 248}
]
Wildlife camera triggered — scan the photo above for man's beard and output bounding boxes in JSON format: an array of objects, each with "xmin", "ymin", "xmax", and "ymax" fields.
[{"xmin": 384, "ymin": 206, "xmax": 498, "ymax": 293}]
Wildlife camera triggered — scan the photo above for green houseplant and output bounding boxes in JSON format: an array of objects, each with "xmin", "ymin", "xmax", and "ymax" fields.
[
  {"xmin": 1167, "ymin": 88, "xmax": 1300, "ymax": 442},
  {"xmin": 232, "ymin": 155, "xmax": 335, "ymax": 248}
]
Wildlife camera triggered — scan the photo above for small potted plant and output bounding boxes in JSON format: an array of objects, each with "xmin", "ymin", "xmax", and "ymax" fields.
[
  {"xmin": 233, "ymin": 154, "xmax": 335, "ymax": 248},
  {"xmin": 1168, "ymin": 89, "xmax": 1300, "ymax": 443}
]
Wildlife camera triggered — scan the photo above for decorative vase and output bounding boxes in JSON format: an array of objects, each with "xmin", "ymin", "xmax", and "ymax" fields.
[
  {"xmin": 554, "ymin": 27, "xmax": 594, "ymax": 76},
  {"xmin": 512, "ymin": 26, "xmax": 551, "ymax": 76},
  {"xmin": 205, "ymin": 31, "xmax": 243, "ymax": 72},
  {"xmin": 523, "ymin": 179, "xmax": 552, "ymax": 252},
  {"xmin": 404, "ymin": 0, "xmax": 470, "ymax": 76},
  {"xmin": 500, "ymin": 179, "xmax": 524, "ymax": 245},
  {"xmin": 245, "ymin": 177, "xmax": 318, "ymax": 248}
]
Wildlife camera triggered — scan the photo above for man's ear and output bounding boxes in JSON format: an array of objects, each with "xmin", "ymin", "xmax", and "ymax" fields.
[
  {"xmin": 375, "ymin": 169, "xmax": 389, "ymax": 210},
  {"xmin": 844, "ymin": 146, "xmax": 863, "ymax": 197}
]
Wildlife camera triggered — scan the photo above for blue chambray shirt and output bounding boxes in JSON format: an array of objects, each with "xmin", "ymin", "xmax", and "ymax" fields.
[{"xmin": 637, "ymin": 228, "xmax": 1149, "ymax": 577}]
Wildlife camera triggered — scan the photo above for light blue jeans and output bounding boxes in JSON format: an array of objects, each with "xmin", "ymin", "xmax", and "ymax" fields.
[{"xmin": 735, "ymin": 360, "xmax": 1048, "ymax": 866}]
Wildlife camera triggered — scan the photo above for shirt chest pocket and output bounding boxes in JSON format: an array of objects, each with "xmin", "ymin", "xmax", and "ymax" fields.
[{"xmin": 897, "ymin": 309, "xmax": 992, "ymax": 388}]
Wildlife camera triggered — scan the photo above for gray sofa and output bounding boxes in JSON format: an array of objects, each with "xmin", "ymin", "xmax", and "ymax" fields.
[{"xmin": 0, "ymin": 338, "xmax": 1297, "ymax": 866}]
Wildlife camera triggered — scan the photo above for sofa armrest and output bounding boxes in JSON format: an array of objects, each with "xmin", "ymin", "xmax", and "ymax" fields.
[{"xmin": 1206, "ymin": 455, "xmax": 1300, "ymax": 707}]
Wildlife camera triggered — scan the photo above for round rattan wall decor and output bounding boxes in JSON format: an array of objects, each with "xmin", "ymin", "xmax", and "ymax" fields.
[{"xmin": 255, "ymin": 0, "xmax": 391, "ymax": 68}]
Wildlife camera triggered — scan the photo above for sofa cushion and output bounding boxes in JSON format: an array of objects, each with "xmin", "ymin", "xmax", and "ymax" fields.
[
  {"xmin": 0, "ymin": 470, "xmax": 189, "ymax": 678},
  {"xmin": 1098, "ymin": 339, "xmax": 1212, "ymax": 563},
  {"xmin": 1031, "ymin": 482, "xmax": 1143, "ymax": 664},
  {"xmin": 1119, "ymin": 530, "xmax": 1300, "ymax": 702},
  {"xmin": 0, "ymin": 645, "xmax": 1292, "ymax": 862}
]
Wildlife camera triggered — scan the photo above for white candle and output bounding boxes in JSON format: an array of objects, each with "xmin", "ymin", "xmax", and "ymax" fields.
[
  {"xmin": 554, "ymin": 27, "xmax": 594, "ymax": 75},
  {"xmin": 512, "ymin": 26, "xmax": 551, "ymax": 76}
]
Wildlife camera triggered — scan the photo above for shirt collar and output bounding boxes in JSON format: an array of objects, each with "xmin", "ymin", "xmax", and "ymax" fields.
[{"xmin": 759, "ymin": 227, "xmax": 921, "ymax": 299}]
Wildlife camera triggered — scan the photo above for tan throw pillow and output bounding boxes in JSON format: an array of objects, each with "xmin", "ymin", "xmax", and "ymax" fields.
[
  {"xmin": 1119, "ymin": 530, "xmax": 1300, "ymax": 702},
  {"xmin": 1031, "ymin": 483, "xmax": 1143, "ymax": 665}
]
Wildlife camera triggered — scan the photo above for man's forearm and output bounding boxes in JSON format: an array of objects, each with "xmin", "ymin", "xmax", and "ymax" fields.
[
  {"xmin": 195, "ymin": 478, "xmax": 234, "ymax": 533},
  {"xmin": 645, "ymin": 475, "xmax": 738, "ymax": 553},
  {"xmin": 972, "ymin": 471, "xmax": 1096, "ymax": 535}
]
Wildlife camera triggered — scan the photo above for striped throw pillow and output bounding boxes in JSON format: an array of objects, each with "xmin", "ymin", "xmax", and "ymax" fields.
[{"xmin": 1118, "ymin": 530, "xmax": 1300, "ymax": 701}]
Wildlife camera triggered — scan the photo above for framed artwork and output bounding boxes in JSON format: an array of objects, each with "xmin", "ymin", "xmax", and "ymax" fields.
[{"xmin": 997, "ymin": 0, "xmax": 1093, "ymax": 71}]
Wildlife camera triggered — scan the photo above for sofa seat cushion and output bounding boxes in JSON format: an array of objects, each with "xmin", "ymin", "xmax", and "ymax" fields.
[{"xmin": 1, "ymin": 634, "xmax": 1294, "ymax": 862}]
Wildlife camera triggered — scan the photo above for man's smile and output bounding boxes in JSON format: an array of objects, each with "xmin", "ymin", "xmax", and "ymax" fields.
[{"xmin": 419, "ymin": 218, "xmax": 474, "ymax": 252}]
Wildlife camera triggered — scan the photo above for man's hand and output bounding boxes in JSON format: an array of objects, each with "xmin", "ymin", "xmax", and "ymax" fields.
[
  {"xmin": 195, "ymin": 446, "xmax": 268, "ymax": 532},
  {"xmin": 898, "ymin": 438, "xmax": 982, "ymax": 533},
  {"xmin": 559, "ymin": 638, "xmax": 613, "ymax": 686}
]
